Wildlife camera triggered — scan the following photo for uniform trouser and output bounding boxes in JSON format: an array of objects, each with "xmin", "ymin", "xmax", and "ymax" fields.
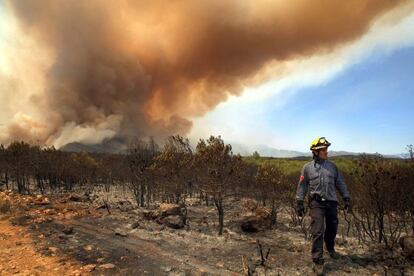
[{"xmin": 309, "ymin": 199, "xmax": 338, "ymax": 263}]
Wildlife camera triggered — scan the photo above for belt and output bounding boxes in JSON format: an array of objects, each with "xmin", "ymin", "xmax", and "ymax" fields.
[{"xmin": 311, "ymin": 194, "xmax": 327, "ymax": 202}]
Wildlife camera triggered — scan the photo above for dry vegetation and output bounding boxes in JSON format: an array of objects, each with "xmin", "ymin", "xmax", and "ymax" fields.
[{"xmin": 0, "ymin": 137, "xmax": 414, "ymax": 275}]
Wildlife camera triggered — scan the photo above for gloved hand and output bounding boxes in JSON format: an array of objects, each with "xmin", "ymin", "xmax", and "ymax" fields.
[
  {"xmin": 344, "ymin": 198, "xmax": 352, "ymax": 213},
  {"xmin": 296, "ymin": 200, "xmax": 305, "ymax": 217}
]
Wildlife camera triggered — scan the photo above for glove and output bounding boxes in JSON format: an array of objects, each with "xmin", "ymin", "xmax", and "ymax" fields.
[
  {"xmin": 344, "ymin": 198, "xmax": 352, "ymax": 213},
  {"xmin": 296, "ymin": 200, "xmax": 305, "ymax": 217}
]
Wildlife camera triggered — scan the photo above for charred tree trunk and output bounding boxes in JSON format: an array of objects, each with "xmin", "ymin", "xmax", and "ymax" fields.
[
  {"xmin": 37, "ymin": 176, "xmax": 44, "ymax": 194},
  {"xmin": 214, "ymin": 196, "xmax": 224, "ymax": 235},
  {"xmin": 140, "ymin": 183, "xmax": 145, "ymax": 207},
  {"xmin": 4, "ymin": 172, "xmax": 9, "ymax": 190},
  {"xmin": 270, "ymin": 199, "xmax": 277, "ymax": 229},
  {"xmin": 17, "ymin": 175, "xmax": 25, "ymax": 194}
]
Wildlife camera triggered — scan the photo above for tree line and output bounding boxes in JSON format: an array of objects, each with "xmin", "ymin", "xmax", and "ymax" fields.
[{"xmin": 0, "ymin": 137, "xmax": 413, "ymax": 248}]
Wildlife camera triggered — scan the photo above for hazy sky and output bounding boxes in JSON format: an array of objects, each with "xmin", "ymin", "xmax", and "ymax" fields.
[
  {"xmin": 1, "ymin": 2, "xmax": 413, "ymax": 155},
  {"xmin": 189, "ymin": 10, "xmax": 414, "ymax": 155}
]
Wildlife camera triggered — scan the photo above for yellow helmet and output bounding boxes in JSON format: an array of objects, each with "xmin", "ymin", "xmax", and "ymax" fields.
[{"xmin": 310, "ymin": 137, "xmax": 331, "ymax": 151}]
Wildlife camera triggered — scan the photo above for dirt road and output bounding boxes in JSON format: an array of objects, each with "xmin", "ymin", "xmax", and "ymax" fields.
[
  {"xmin": 0, "ymin": 218, "xmax": 83, "ymax": 275},
  {"xmin": 1, "ymin": 190, "xmax": 413, "ymax": 275}
]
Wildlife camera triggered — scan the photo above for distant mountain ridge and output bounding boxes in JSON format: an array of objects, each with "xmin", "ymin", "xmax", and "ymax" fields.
[
  {"xmin": 60, "ymin": 141, "xmax": 406, "ymax": 159},
  {"xmin": 228, "ymin": 143, "xmax": 405, "ymax": 159},
  {"xmin": 60, "ymin": 139, "xmax": 127, "ymax": 154}
]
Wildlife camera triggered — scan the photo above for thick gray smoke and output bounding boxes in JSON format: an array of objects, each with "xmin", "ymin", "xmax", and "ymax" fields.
[{"xmin": 1, "ymin": 0, "xmax": 408, "ymax": 147}]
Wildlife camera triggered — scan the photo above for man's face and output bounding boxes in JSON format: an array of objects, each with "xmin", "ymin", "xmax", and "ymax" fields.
[{"xmin": 318, "ymin": 148, "xmax": 328, "ymax": 159}]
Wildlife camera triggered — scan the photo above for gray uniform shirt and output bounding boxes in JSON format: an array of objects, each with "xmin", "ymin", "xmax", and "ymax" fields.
[{"xmin": 296, "ymin": 159, "xmax": 350, "ymax": 202}]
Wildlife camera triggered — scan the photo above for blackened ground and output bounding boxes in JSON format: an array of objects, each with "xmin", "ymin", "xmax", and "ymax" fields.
[{"xmin": 3, "ymin": 189, "xmax": 414, "ymax": 275}]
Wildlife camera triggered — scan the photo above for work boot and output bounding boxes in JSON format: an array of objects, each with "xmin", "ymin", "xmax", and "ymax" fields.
[
  {"xmin": 328, "ymin": 249, "xmax": 340, "ymax": 260},
  {"xmin": 313, "ymin": 261, "xmax": 324, "ymax": 276}
]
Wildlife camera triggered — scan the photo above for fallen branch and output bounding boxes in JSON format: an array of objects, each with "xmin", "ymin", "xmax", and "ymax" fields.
[{"xmin": 257, "ymin": 239, "xmax": 271, "ymax": 266}]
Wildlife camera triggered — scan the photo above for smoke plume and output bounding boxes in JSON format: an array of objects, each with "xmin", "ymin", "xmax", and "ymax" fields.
[{"xmin": 1, "ymin": 0, "xmax": 409, "ymax": 147}]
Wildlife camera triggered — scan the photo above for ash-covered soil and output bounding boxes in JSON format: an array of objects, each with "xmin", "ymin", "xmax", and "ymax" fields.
[{"xmin": 1, "ymin": 188, "xmax": 413, "ymax": 275}]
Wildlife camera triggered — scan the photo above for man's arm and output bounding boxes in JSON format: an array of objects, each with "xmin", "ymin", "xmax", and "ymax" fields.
[
  {"xmin": 335, "ymin": 166, "xmax": 350, "ymax": 200},
  {"xmin": 296, "ymin": 165, "xmax": 309, "ymax": 201}
]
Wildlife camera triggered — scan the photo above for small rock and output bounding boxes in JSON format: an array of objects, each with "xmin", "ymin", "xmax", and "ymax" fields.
[
  {"xmin": 131, "ymin": 221, "xmax": 140, "ymax": 229},
  {"xmin": 142, "ymin": 210, "xmax": 160, "ymax": 220},
  {"xmin": 84, "ymin": 245, "xmax": 93, "ymax": 251},
  {"xmin": 35, "ymin": 200, "xmax": 50, "ymax": 206},
  {"xmin": 69, "ymin": 194, "xmax": 81, "ymax": 202},
  {"xmin": 83, "ymin": 264, "xmax": 96, "ymax": 272},
  {"xmin": 62, "ymin": 226, "xmax": 74, "ymax": 235},
  {"xmin": 48, "ymin": 247, "xmax": 59, "ymax": 254},
  {"xmin": 99, "ymin": 263, "xmax": 115, "ymax": 269},
  {"xmin": 399, "ymin": 235, "xmax": 414, "ymax": 258},
  {"xmin": 114, "ymin": 228, "xmax": 128, "ymax": 237},
  {"xmin": 159, "ymin": 203, "xmax": 183, "ymax": 217},
  {"xmin": 240, "ymin": 215, "xmax": 268, "ymax": 232},
  {"xmin": 44, "ymin": 209, "xmax": 56, "ymax": 215},
  {"xmin": 161, "ymin": 215, "xmax": 184, "ymax": 229},
  {"xmin": 216, "ymin": 261, "xmax": 224, "ymax": 268},
  {"xmin": 117, "ymin": 200, "xmax": 134, "ymax": 212}
]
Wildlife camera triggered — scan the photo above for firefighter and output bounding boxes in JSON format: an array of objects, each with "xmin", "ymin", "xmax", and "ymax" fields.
[{"xmin": 296, "ymin": 137, "xmax": 351, "ymax": 275}]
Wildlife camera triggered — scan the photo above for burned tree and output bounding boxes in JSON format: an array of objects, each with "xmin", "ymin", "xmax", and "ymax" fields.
[
  {"xmin": 349, "ymin": 155, "xmax": 413, "ymax": 249},
  {"xmin": 127, "ymin": 137, "xmax": 159, "ymax": 207},
  {"xmin": 96, "ymin": 153, "xmax": 129, "ymax": 195},
  {"xmin": 153, "ymin": 135, "xmax": 194, "ymax": 205},
  {"xmin": 6, "ymin": 141, "xmax": 36, "ymax": 194},
  {"xmin": 256, "ymin": 163, "xmax": 288, "ymax": 228},
  {"xmin": 195, "ymin": 136, "xmax": 243, "ymax": 235},
  {"xmin": 0, "ymin": 144, "xmax": 10, "ymax": 191}
]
